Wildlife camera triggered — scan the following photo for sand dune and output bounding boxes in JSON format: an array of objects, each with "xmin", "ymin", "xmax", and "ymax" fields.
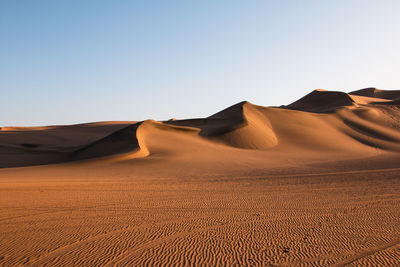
[
  {"xmin": 0, "ymin": 88, "xmax": 400, "ymax": 167},
  {"xmin": 285, "ymin": 89, "xmax": 356, "ymax": 113},
  {"xmin": 2, "ymin": 88, "xmax": 400, "ymax": 167},
  {"xmin": 350, "ymin": 87, "xmax": 400, "ymax": 100},
  {"xmin": 1, "ymin": 88, "xmax": 400, "ymax": 266}
]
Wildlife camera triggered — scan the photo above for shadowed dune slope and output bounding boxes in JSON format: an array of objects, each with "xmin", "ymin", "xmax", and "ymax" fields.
[
  {"xmin": 165, "ymin": 101, "xmax": 278, "ymax": 149},
  {"xmin": 350, "ymin": 87, "xmax": 400, "ymax": 100},
  {"xmin": 206, "ymin": 101, "xmax": 278, "ymax": 149},
  {"xmin": 72, "ymin": 123, "xmax": 145, "ymax": 161},
  {"xmin": 285, "ymin": 89, "xmax": 355, "ymax": 112},
  {"xmin": 1, "ymin": 88, "xmax": 400, "ymax": 168},
  {"xmin": 0, "ymin": 122, "xmax": 133, "ymax": 167}
]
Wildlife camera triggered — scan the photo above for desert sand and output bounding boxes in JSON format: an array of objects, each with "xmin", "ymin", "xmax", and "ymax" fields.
[{"xmin": 1, "ymin": 87, "xmax": 400, "ymax": 266}]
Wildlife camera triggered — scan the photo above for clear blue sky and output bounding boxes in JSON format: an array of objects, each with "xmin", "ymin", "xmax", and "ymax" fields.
[{"xmin": 1, "ymin": 1, "xmax": 400, "ymax": 126}]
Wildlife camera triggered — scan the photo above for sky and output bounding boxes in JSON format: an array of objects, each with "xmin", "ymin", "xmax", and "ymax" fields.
[{"xmin": 1, "ymin": 1, "xmax": 400, "ymax": 126}]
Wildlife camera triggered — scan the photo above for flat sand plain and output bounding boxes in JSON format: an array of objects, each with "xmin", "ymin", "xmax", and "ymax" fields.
[{"xmin": 1, "ymin": 88, "xmax": 400, "ymax": 266}]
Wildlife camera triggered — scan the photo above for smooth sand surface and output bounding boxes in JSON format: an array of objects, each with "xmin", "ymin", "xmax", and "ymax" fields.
[{"xmin": 1, "ymin": 88, "xmax": 400, "ymax": 266}]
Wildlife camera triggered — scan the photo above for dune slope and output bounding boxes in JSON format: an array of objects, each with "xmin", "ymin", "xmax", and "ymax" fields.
[{"xmin": 285, "ymin": 89, "xmax": 356, "ymax": 113}]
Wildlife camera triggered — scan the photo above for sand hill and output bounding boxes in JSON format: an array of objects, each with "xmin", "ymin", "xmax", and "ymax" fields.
[
  {"xmin": 1, "ymin": 88, "xmax": 400, "ymax": 168},
  {"xmin": 1, "ymin": 88, "xmax": 400, "ymax": 266}
]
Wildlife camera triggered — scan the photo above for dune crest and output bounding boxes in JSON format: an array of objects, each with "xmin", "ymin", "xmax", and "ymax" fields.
[{"xmin": 203, "ymin": 101, "xmax": 278, "ymax": 149}]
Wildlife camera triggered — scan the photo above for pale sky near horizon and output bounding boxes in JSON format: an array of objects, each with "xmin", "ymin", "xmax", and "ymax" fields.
[{"xmin": 1, "ymin": 1, "xmax": 400, "ymax": 126}]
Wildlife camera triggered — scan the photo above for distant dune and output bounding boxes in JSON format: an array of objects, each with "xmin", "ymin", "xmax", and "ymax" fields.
[{"xmin": 1, "ymin": 88, "xmax": 400, "ymax": 266}]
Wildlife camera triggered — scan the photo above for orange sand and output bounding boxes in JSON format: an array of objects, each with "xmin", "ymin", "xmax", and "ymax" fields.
[{"xmin": 1, "ymin": 88, "xmax": 400, "ymax": 265}]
